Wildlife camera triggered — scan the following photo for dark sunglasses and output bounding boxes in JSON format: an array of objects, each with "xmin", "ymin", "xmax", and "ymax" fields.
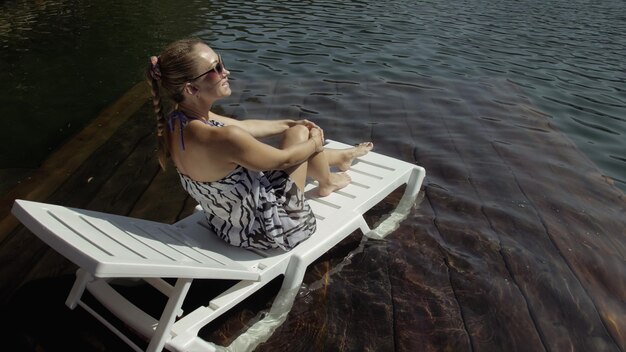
[{"xmin": 191, "ymin": 54, "xmax": 226, "ymax": 81}]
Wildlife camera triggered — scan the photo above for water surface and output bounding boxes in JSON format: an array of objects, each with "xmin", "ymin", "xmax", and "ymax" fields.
[
  {"xmin": 1, "ymin": 0, "xmax": 624, "ymax": 190},
  {"xmin": 1, "ymin": 0, "xmax": 624, "ymax": 351}
]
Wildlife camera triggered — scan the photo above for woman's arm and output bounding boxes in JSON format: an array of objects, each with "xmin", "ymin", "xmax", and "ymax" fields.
[
  {"xmin": 217, "ymin": 125, "xmax": 324, "ymax": 171},
  {"xmin": 238, "ymin": 119, "xmax": 295, "ymax": 138},
  {"xmin": 209, "ymin": 112, "xmax": 319, "ymax": 138}
]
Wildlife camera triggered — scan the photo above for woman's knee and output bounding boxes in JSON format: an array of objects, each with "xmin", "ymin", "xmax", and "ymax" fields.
[{"xmin": 283, "ymin": 125, "xmax": 309, "ymax": 144}]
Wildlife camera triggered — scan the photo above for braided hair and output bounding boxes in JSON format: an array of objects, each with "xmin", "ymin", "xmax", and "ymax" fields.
[{"xmin": 146, "ymin": 37, "xmax": 204, "ymax": 170}]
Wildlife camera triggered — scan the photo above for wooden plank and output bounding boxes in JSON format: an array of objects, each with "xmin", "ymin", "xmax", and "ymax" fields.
[
  {"xmin": 474, "ymin": 79, "xmax": 625, "ymax": 349},
  {"xmin": 0, "ymin": 82, "xmax": 150, "ymax": 242},
  {"xmin": 403, "ymin": 82, "xmax": 547, "ymax": 351},
  {"xmin": 387, "ymin": 193, "xmax": 473, "ymax": 351},
  {"xmin": 0, "ymin": 99, "xmax": 155, "ymax": 303},
  {"xmin": 434, "ymin": 78, "xmax": 622, "ymax": 351},
  {"xmin": 83, "ymin": 104, "xmax": 161, "ymax": 216},
  {"xmin": 128, "ymin": 166, "xmax": 188, "ymax": 224},
  {"xmin": 375, "ymin": 83, "xmax": 473, "ymax": 351}
]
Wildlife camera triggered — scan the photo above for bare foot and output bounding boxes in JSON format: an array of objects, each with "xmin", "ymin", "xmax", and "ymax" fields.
[
  {"xmin": 318, "ymin": 172, "xmax": 352, "ymax": 197},
  {"xmin": 338, "ymin": 142, "xmax": 374, "ymax": 171}
]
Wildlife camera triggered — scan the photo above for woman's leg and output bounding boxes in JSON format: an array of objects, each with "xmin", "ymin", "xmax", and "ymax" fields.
[
  {"xmin": 280, "ymin": 126, "xmax": 310, "ymax": 190},
  {"xmin": 281, "ymin": 126, "xmax": 353, "ymax": 197},
  {"xmin": 324, "ymin": 142, "xmax": 374, "ymax": 171},
  {"xmin": 305, "ymin": 148, "xmax": 352, "ymax": 197}
]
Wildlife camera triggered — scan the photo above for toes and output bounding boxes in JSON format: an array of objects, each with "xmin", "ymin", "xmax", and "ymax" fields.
[{"xmin": 355, "ymin": 142, "xmax": 373, "ymax": 149}]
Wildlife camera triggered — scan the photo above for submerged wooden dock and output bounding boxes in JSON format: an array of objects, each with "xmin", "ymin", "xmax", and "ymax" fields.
[{"xmin": 0, "ymin": 78, "xmax": 624, "ymax": 351}]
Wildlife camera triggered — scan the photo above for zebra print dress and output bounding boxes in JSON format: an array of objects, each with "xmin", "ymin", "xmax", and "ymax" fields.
[{"xmin": 173, "ymin": 114, "xmax": 317, "ymax": 251}]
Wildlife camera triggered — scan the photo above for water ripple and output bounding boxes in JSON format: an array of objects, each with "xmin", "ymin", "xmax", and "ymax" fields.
[{"xmin": 1, "ymin": 0, "xmax": 625, "ymax": 280}]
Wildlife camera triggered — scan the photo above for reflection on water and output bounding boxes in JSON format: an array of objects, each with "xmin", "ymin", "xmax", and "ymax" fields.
[
  {"xmin": 1, "ymin": 0, "xmax": 625, "ymax": 350},
  {"xmin": 206, "ymin": 0, "xmax": 626, "ymax": 190},
  {"xmin": 1, "ymin": 0, "xmax": 625, "ymax": 191}
]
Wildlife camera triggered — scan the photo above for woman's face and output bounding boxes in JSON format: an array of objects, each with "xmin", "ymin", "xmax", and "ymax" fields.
[{"xmin": 189, "ymin": 43, "xmax": 231, "ymax": 101}]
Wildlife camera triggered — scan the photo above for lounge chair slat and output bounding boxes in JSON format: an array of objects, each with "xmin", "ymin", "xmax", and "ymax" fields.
[
  {"xmin": 127, "ymin": 223, "xmax": 236, "ymax": 266},
  {"xmin": 345, "ymin": 170, "xmax": 384, "ymax": 192},
  {"xmin": 307, "ymin": 199, "xmax": 340, "ymax": 219},
  {"xmin": 173, "ymin": 213, "xmax": 267, "ymax": 263},
  {"xmin": 349, "ymin": 161, "xmax": 398, "ymax": 181},
  {"xmin": 75, "ymin": 214, "xmax": 180, "ymax": 260},
  {"xmin": 12, "ymin": 200, "xmax": 259, "ymax": 280},
  {"xmin": 120, "ymin": 223, "xmax": 205, "ymax": 262},
  {"xmin": 310, "ymin": 189, "xmax": 362, "ymax": 211},
  {"xmin": 83, "ymin": 215, "xmax": 236, "ymax": 268},
  {"xmin": 357, "ymin": 150, "xmax": 415, "ymax": 171},
  {"xmin": 16, "ymin": 205, "xmax": 123, "ymax": 262}
]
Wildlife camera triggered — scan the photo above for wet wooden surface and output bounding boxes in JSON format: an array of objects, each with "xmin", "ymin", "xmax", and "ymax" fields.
[{"xmin": 0, "ymin": 78, "xmax": 624, "ymax": 351}]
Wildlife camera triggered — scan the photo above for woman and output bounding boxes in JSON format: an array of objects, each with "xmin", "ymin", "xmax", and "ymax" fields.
[{"xmin": 147, "ymin": 38, "xmax": 373, "ymax": 250}]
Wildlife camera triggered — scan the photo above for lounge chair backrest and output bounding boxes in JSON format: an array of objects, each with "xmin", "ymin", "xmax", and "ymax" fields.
[{"xmin": 12, "ymin": 200, "xmax": 259, "ymax": 280}]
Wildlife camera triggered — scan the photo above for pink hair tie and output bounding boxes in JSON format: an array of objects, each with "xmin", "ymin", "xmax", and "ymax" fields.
[{"xmin": 150, "ymin": 55, "xmax": 162, "ymax": 81}]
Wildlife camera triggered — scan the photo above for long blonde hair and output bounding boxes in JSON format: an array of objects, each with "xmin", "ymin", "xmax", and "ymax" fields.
[{"xmin": 146, "ymin": 37, "xmax": 204, "ymax": 170}]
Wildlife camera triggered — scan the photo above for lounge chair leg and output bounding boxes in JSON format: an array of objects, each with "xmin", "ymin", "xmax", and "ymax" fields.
[
  {"xmin": 404, "ymin": 166, "xmax": 425, "ymax": 199},
  {"xmin": 358, "ymin": 216, "xmax": 371, "ymax": 235},
  {"xmin": 364, "ymin": 167, "xmax": 425, "ymax": 240},
  {"xmin": 280, "ymin": 256, "xmax": 306, "ymax": 292},
  {"xmin": 65, "ymin": 268, "xmax": 93, "ymax": 309},
  {"xmin": 147, "ymin": 278, "xmax": 193, "ymax": 352},
  {"xmin": 224, "ymin": 277, "xmax": 302, "ymax": 352}
]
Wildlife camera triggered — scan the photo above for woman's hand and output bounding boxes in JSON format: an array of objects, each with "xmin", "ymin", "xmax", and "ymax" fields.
[
  {"xmin": 296, "ymin": 119, "xmax": 325, "ymax": 142},
  {"xmin": 295, "ymin": 119, "xmax": 318, "ymax": 130},
  {"xmin": 309, "ymin": 127, "xmax": 324, "ymax": 152}
]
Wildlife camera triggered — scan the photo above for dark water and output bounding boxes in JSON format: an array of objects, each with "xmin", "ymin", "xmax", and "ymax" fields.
[
  {"xmin": 1, "ymin": 0, "xmax": 625, "ymax": 190},
  {"xmin": 1, "ymin": 0, "xmax": 625, "ymax": 350}
]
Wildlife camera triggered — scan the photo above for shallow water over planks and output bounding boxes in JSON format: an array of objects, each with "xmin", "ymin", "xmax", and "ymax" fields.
[{"xmin": 0, "ymin": 78, "xmax": 624, "ymax": 351}]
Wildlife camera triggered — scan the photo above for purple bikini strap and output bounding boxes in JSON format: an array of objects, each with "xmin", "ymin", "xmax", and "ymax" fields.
[
  {"xmin": 168, "ymin": 111, "xmax": 204, "ymax": 151},
  {"xmin": 168, "ymin": 111, "xmax": 225, "ymax": 150}
]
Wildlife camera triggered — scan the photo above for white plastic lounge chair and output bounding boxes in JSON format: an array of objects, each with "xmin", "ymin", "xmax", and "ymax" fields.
[{"xmin": 11, "ymin": 140, "xmax": 425, "ymax": 352}]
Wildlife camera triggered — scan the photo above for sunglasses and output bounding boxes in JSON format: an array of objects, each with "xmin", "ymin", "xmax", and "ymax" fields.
[{"xmin": 191, "ymin": 54, "xmax": 227, "ymax": 81}]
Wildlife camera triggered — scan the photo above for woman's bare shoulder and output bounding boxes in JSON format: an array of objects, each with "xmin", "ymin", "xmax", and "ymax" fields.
[
  {"xmin": 185, "ymin": 122, "xmax": 250, "ymax": 148},
  {"xmin": 208, "ymin": 111, "xmax": 242, "ymax": 127}
]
